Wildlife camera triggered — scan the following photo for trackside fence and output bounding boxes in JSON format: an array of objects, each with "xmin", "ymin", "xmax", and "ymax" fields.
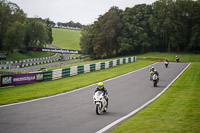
[{"xmin": 0, "ymin": 56, "xmax": 137, "ymax": 87}]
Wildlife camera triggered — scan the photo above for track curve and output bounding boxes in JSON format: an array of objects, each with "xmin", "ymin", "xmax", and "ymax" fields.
[{"xmin": 0, "ymin": 62, "xmax": 189, "ymax": 133}]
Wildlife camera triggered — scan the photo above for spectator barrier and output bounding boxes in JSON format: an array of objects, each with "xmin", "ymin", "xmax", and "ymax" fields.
[{"xmin": 0, "ymin": 56, "xmax": 136, "ymax": 87}]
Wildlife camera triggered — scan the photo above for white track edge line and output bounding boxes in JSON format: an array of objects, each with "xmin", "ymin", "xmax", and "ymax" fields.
[
  {"xmin": 96, "ymin": 63, "xmax": 191, "ymax": 133},
  {"xmin": 0, "ymin": 62, "xmax": 157, "ymax": 108}
]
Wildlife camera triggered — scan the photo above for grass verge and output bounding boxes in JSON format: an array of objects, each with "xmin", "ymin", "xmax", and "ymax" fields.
[
  {"xmin": 111, "ymin": 62, "xmax": 200, "ymax": 133},
  {"xmin": 0, "ymin": 60, "xmax": 154, "ymax": 105}
]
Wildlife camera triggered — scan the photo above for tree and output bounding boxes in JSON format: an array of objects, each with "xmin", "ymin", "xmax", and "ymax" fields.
[
  {"xmin": 80, "ymin": 6, "xmax": 123, "ymax": 59},
  {"xmin": 25, "ymin": 18, "xmax": 48, "ymax": 47},
  {"xmin": 3, "ymin": 21, "xmax": 25, "ymax": 53},
  {"xmin": 92, "ymin": 7, "xmax": 123, "ymax": 58},
  {"xmin": 80, "ymin": 25, "xmax": 95, "ymax": 58},
  {"xmin": 189, "ymin": 1, "xmax": 200, "ymax": 53},
  {"xmin": 119, "ymin": 4, "xmax": 153, "ymax": 54},
  {"xmin": 0, "ymin": 0, "xmax": 12, "ymax": 51},
  {"xmin": 0, "ymin": 0, "xmax": 26, "ymax": 53},
  {"xmin": 44, "ymin": 18, "xmax": 56, "ymax": 27}
]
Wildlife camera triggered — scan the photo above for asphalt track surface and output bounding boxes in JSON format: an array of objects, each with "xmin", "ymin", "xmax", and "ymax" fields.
[{"xmin": 0, "ymin": 62, "xmax": 190, "ymax": 133}]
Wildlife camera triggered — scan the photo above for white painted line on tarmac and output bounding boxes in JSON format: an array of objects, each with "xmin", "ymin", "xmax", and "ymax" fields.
[
  {"xmin": 0, "ymin": 62, "xmax": 157, "ymax": 108},
  {"xmin": 96, "ymin": 63, "xmax": 191, "ymax": 133}
]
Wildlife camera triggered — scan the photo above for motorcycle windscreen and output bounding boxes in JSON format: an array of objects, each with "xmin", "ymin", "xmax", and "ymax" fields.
[{"xmin": 95, "ymin": 91, "xmax": 103, "ymax": 96}]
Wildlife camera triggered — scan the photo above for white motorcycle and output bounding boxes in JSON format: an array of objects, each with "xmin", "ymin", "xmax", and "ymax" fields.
[
  {"xmin": 152, "ymin": 74, "xmax": 159, "ymax": 87},
  {"xmin": 93, "ymin": 91, "xmax": 108, "ymax": 115}
]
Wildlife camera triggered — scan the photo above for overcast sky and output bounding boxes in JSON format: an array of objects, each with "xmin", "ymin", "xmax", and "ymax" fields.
[{"xmin": 9, "ymin": 0, "xmax": 156, "ymax": 25}]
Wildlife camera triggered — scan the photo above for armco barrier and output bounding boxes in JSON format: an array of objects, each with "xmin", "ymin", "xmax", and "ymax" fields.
[
  {"xmin": 42, "ymin": 56, "xmax": 137, "ymax": 83},
  {"xmin": 128, "ymin": 57, "xmax": 131, "ymax": 63},
  {"xmin": 90, "ymin": 64, "xmax": 96, "ymax": 72},
  {"xmin": 117, "ymin": 59, "xmax": 120, "ymax": 65},
  {"xmin": 100, "ymin": 62, "xmax": 105, "ymax": 70},
  {"xmin": 84, "ymin": 64, "xmax": 90, "ymax": 73},
  {"xmin": 105, "ymin": 61, "xmax": 109, "ymax": 69},
  {"xmin": 78, "ymin": 66, "xmax": 84, "ymax": 74},
  {"xmin": 62, "ymin": 68, "xmax": 70, "ymax": 78},
  {"xmin": 70, "ymin": 66, "xmax": 78, "ymax": 76},
  {"xmin": 52, "ymin": 69, "xmax": 62, "ymax": 80},
  {"xmin": 109, "ymin": 61, "xmax": 113, "ymax": 68},
  {"xmin": 44, "ymin": 71, "xmax": 53, "ymax": 81},
  {"xmin": 1, "ymin": 56, "xmax": 137, "ymax": 87}
]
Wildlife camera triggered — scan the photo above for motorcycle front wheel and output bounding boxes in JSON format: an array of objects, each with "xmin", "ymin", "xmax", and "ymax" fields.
[{"xmin": 96, "ymin": 104, "xmax": 101, "ymax": 115}]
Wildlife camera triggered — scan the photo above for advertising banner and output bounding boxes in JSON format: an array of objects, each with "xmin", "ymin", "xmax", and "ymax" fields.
[
  {"xmin": 1, "ymin": 75, "xmax": 12, "ymax": 86},
  {"xmin": 27, "ymin": 47, "xmax": 82, "ymax": 54},
  {"xmin": 0, "ymin": 73, "xmax": 44, "ymax": 86},
  {"xmin": 12, "ymin": 73, "xmax": 44, "ymax": 85}
]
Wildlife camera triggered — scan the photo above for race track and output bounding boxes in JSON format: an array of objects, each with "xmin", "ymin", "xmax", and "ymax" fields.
[{"xmin": 0, "ymin": 62, "xmax": 190, "ymax": 133}]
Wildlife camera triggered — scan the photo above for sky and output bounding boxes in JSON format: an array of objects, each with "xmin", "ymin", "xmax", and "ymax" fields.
[{"xmin": 9, "ymin": 0, "xmax": 156, "ymax": 25}]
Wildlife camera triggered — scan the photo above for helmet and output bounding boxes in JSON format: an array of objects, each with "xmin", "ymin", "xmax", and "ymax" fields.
[
  {"xmin": 98, "ymin": 82, "xmax": 104, "ymax": 89},
  {"xmin": 151, "ymin": 66, "xmax": 155, "ymax": 71}
]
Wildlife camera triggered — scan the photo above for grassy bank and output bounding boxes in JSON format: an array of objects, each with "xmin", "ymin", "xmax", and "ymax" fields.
[
  {"xmin": 52, "ymin": 28, "xmax": 81, "ymax": 50},
  {"xmin": 111, "ymin": 62, "xmax": 200, "ymax": 133},
  {"xmin": 0, "ymin": 60, "xmax": 154, "ymax": 105},
  {"xmin": 5, "ymin": 51, "xmax": 54, "ymax": 61}
]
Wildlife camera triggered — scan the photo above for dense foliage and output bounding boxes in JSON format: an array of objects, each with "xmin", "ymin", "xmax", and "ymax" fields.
[
  {"xmin": 0, "ymin": 0, "xmax": 53, "ymax": 55},
  {"xmin": 80, "ymin": 0, "xmax": 200, "ymax": 59}
]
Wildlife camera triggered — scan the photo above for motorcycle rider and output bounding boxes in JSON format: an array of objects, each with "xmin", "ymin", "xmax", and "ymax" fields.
[
  {"xmin": 164, "ymin": 59, "xmax": 169, "ymax": 67},
  {"xmin": 149, "ymin": 66, "xmax": 155, "ymax": 80},
  {"xmin": 95, "ymin": 82, "xmax": 108, "ymax": 108},
  {"xmin": 154, "ymin": 69, "xmax": 159, "ymax": 76},
  {"xmin": 150, "ymin": 66, "xmax": 155, "ymax": 73}
]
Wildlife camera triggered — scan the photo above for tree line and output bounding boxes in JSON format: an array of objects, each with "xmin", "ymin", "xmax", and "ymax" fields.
[
  {"xmin": 43, "ymin": 19, "xmax": 84, "ymax": 29},
  {"xmin": 57, "ymin": 21, "xmax": 83, "ymax": 29},
  {"xmin": 0, "ymin": 0, "xmax": 54, "ymax": 55},
  {"xmin": 80, "ymin": 0, "xmax": 200, "ymax": 59}
]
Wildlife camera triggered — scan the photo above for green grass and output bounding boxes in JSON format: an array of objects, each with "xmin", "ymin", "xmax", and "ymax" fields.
[
  {"xmin": 137, "ymin": 52, "xmax": 200, "ymax": 62},
  {"xmin": 0, "ymin": 60, "xmax": 154, "ymax": 105},
  {"xmin": 111, "ymin": 62, "xmax": 200, "ymax": 133},
  {"xmin": 5, "ymin": 51, "xmax": 54, "ymax": 61},
  {"xmin": 52, "ymin": 28, "xmax": 81, "ymax": 50}
]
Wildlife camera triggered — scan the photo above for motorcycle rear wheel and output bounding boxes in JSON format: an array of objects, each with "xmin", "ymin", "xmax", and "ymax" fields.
[{"xmin": 153, "ymin": 80, "xmax": 157, "ymax": 87}]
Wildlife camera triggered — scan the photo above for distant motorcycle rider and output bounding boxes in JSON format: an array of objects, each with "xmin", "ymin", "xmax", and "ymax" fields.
[
  {"xmin": 164, "ymin": 59, "xmax": 169, "ymax": 68},
  {"xmin": 95, "ymin": 82, "xmax": 108, "ymax": 108},
  {"xmin": 150, "ymin": 66, "xmax": 160, "ymax": 80},
  {"xmin": 150, "ymin": 66, "xmax": 155, "ymax": 73}
]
